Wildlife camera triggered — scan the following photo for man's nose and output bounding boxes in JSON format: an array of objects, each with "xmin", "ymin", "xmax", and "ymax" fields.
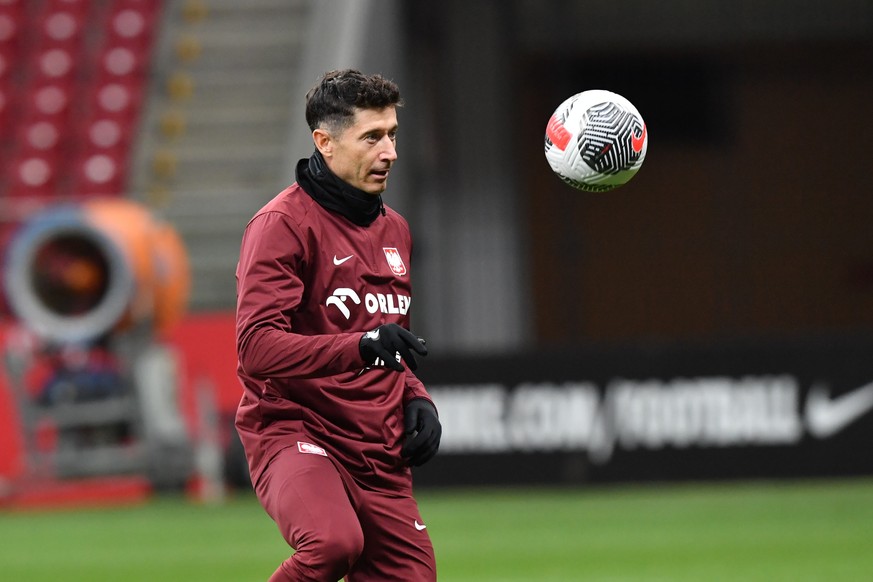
[{"xmin": 381, "ymin": 136, "xmax": 397, "ymax": 161}]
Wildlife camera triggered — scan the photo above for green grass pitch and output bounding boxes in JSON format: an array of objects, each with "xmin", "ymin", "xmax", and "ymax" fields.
[{"xmin": 1, "ymin": 478, "xmax": 872, "ymax": 581}]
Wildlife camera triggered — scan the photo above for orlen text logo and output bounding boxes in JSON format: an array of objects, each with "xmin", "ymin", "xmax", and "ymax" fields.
[{"xmin": 326, "ymin": 287, "xmax": 411, "ymax": 320}]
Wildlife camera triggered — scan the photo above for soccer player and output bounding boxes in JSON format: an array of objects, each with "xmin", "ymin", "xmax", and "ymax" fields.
[{"xmin": 235, "ymin": 69, "xmax": 441, "ymax": 581}]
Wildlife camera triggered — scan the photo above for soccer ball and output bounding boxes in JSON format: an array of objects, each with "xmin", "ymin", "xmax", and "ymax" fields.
[{"xmin": 544, "ymin": 89, "xmax": 647, "ymax": 192}]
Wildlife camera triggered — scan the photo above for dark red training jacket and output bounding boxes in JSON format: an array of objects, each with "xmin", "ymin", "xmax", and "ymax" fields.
[{"xmin": 235, "ymin": 183, "xmax": 432, "ymax": 491}]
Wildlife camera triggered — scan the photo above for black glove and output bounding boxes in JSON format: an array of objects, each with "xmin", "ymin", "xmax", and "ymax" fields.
[
  {"xmin": 401, "ymin": 398, "xmax": 441, "ymax": 466},
  {"xmin": 359, "ymin": 323, "xmax": 427, "ymax": 372}
]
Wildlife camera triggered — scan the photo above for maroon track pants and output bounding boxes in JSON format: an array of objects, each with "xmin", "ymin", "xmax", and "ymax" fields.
[{"xmin": 254, "ymin": 443, "xmax": 436, "ymax": 581}]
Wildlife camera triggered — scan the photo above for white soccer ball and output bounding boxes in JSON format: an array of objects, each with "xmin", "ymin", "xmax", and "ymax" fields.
[{"xmin": 544, "ymin": 89, "xmax": 648, "ymax": 192}]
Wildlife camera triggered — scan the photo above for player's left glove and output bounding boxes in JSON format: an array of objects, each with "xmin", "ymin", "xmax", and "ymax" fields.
[{"xmin": 401, "ymin": 398, "xmax": 441, "ymax": 467}]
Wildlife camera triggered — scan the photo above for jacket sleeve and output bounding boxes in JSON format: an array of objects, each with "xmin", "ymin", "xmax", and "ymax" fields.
[
  {"xmin": 236, "ymin": 211, "xmax": 363, "ymax": 379},
  {"xmin": 403, "ymin": 367, "xmax": 436, "ymax": 410}
]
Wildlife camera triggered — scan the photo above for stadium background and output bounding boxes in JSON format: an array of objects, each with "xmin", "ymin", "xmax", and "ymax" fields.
[{"xmin": 0, "ymin": 0, "xmax": 871, "ymax": 506}]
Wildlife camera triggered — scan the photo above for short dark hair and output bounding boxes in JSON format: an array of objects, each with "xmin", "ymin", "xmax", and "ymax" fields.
[{"xmin": 305, "ymin": 69, "xmax": 403, "ymax": 133}]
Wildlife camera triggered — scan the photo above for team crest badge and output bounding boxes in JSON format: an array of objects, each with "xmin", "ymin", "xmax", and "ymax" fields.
[{"xmin": 383, "ymin": 247, "xmax": 407, "ymax": 276}]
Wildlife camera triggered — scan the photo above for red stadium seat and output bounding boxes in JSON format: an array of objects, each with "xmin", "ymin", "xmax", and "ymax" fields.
[
  {"xmin": 0, "ymin": 11, "xmax": 20, "ymax": 50},
  {"xmin": 20, "ymin": 81, "xmax": 74, "ymax": 123},
  {"xmin": 81, "ymin": 116, "xmax": 130, "ymax": 152},
  {"xmin": 69, "ymin": 149, "xmax": 127, "ymax": 196},
  {"xmin": 5, "ymin": 152, "xmax": 61, "ymax": 199},
  {"xmin": 0, "ymin": 1, "xmax": 24, "ymax": 63},
  {"xmin": 32, "ymin": 47, "xmax": 77, "ymax": 82},
  {"xmin": 107, "ymin": 7, "xmax": 150, "ymax": 48},
  {"xmin": 104, "ymin": 2, "xmax": 160, "ymax": 50},
  {"xmin": 97, "ymin": 44, "xmax": 148, "ymax": 81},
  {"xmin": 36, "ymin": 8, "xmax": 85, "ymax": 50},
  {"xmin": 88, "ymin": 79, "xmax": 144, "ymax": 123},
  {"xmin": 17, "ymin": 118, "xmax": 66, "ymax": 155}
]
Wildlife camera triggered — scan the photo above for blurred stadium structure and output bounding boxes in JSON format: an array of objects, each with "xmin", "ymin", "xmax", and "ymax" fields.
[
  {"xmin": 3, "ymin": 199, "xmax": 194, "ymax": 497},
  {"xmin": 1, "ymin": 0, "xmax": 873, "ymax": 501}
]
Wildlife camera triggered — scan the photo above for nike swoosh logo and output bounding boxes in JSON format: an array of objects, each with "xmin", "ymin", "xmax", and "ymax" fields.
[
  {"xmin": 631, "ymin": 123, "xmax": 647, "ymax": 153},
  {"xmin": 805, "ymin": 381, "xmax": 873, "ymax": 439},
  {"xmin": 333, "ymin": 255, "xmax": 353, "ymax": 266},
  {"xmin": 414, "ymin": 520, "xmax": 427, "ymax": 531}
]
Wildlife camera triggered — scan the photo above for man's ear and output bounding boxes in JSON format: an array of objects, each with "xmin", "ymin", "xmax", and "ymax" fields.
[{"xmin": 312, "ymin": 128, "xmax": 332, "ymax": 157}]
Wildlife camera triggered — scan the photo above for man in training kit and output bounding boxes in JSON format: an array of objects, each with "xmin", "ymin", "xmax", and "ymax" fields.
[{"xmin": 235, "ymin": 69, "xmax": 441, "ymax": 581}]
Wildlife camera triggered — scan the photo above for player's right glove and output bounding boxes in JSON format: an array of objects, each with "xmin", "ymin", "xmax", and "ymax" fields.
[{"xmin": 359, "ymin": 323, "xmax": 427, "ymax": 372}]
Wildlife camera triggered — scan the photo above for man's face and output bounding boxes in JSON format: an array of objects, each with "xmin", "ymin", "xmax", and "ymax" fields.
[{"xmin": 323, "ymin": 106, "xmax": 398, "ymax": 195}]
